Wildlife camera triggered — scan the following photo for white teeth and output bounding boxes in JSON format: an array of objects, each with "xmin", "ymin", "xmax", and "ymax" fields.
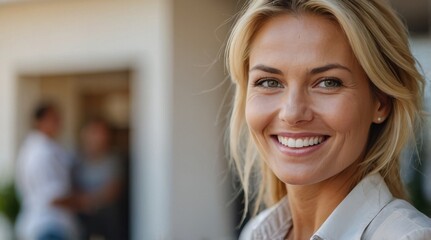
[
  {"xmin": 303, "ymin": 138, "xmax": 309, "ymax": 147},
  {"xmin": 287, "ymin": 138, "xmax": 295, "ymax": 147},
  {"xmin": 277, "ymin": 135, "xmax": 325, "ymax": 148},
  {"xmin": 295, "ymin": 139, "xmax": 303, "ymax": 148}
]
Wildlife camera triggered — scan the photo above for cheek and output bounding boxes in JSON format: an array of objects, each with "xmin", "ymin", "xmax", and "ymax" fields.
[
  {"xmin": 314, "ymin": 94, "xmax": 374, "ymax": 133},
  {"xmin": 245, "ymin": 94, "xmax": 280, "ymax": 135}
]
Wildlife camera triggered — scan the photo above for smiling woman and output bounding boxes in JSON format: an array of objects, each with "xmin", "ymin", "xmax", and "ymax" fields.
[
  {"xmin": 226, "ymin": 0, "xmax": 431, "ymax": 239},
  {"xmin": 246, "ymin": 13, "xmax": 379, "ymax": 187}
]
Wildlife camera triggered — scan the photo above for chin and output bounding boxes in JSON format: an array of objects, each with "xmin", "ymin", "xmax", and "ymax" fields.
[{"xmin": 271, "ymin": 165, "xmax": 327, "ymax": 186}]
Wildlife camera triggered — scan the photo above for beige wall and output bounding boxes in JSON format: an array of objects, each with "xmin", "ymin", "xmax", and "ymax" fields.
[
  {"xmin": 171, "ymin": 0, "xmax": 238, "ymax": 238},
  {"xmin": 0, "ymin": 0, "xmax": 238, "ymax": 239},
  {"xmin": 0, "ymin": 0, "xmax": 175, "ymax": 239}
]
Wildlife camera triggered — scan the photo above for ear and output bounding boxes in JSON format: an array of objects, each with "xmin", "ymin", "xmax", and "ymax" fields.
[{"xmin": 372, "ymin": 91, "xmax": 391, "ymax": 124}]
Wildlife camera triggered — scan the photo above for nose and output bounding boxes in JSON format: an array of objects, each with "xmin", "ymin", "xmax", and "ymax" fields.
[{"xmin": 278, "ymin": 87, "xmax": 313, "ymax": 125}]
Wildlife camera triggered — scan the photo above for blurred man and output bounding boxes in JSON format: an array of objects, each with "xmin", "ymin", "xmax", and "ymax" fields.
[{"xmin": 15, "ymin": 103, "xmax": 80, "ymax": 240}]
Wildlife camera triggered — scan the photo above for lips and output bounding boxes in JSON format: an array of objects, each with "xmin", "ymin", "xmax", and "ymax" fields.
[{"xmin": 277, "ymin": 135, "xmax": 326, "ymax": 148}]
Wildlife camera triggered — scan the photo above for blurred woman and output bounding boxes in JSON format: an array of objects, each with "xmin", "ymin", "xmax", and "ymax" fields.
[{"xmin": 74, "ymin": 118, "xmax": 123, "ymax": 240}]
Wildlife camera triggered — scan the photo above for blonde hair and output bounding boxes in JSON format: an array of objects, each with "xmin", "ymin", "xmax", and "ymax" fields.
[{"xmin": 226, "ymin": 0, "xmax": 425, "ymax": 217}]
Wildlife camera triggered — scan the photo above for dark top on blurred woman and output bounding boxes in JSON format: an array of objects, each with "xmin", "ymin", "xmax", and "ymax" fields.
[{"xmin": 74, "ymin": 118, "xmax": 123, "ymax": 240}]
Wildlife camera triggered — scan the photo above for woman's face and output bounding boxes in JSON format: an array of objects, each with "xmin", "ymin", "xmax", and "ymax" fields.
[{"xmin": 246, "ymin": 13, "xmax": 385, "ymax": 185}]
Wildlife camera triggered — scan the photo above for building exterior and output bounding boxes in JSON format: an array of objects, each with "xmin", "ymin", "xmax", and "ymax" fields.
[{"xmin": 0, "ymin": 0, "xmax": 239, "ymax": 239}]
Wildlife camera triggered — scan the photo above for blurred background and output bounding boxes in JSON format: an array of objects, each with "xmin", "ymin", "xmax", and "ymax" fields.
[{"xmin": 0, "ymin": 0, "xmax": 428, "ymax": 239}]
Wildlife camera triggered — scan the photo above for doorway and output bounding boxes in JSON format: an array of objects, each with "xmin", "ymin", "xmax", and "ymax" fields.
[{"xmin": 16, "ymin": 70, "xmax": 131, "ymax": 240}]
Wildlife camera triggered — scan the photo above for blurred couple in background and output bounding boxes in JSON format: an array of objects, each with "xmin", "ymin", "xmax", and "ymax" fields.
[{"xmin": 15, "ymin": 102, "xmax": 125, "ymax": 240}]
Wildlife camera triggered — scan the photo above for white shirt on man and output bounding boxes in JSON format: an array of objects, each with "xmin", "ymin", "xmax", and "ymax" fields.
[{"xmin": 15, "ymin": 130, "xmax": 79, "ymax": 240}]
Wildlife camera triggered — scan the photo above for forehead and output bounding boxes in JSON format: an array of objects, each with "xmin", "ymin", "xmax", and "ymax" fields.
[
  {"xmin": 45, "ymin": 107, "xmax": 59, "ymax": 117},
  {"xmin": 249, "ymin": 13, "xmax": 356, "ymax": 68}
]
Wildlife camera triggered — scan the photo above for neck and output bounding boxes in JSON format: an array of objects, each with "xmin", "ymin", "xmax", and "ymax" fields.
[
  {"xmin": 85, "ymin": 150, "xmax": 108, "ymax": 161},
  {"xmin": 286, "ymin": 164, "xmax": 360, "ymax": 240},
  {"xmin": 36, "ymin": 128, "xmax": 54, "ymax": 139}
]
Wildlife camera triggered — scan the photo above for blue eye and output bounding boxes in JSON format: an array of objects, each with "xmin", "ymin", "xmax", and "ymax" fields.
[
  {"xmin": 255, "ymin": 79, "xmax": 283, "ymax": 88},
  {"xmin": 317, "ymin": 78, "xmax": 342, "ymax": 88}
]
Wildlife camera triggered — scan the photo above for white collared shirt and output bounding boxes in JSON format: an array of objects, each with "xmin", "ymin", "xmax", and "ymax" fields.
[
  {"xmin": 240, "ymin": 173, "xmax": 431, "ymax": 240},
  {"xmin": 15, "ymin": 131, "xmax": 79, "ymax": 240}
]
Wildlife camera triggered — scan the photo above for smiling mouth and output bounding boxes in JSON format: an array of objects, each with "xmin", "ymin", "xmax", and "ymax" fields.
[{"xmin": 276, "ymin": 135, "xmax": 328, "ymax": 148}]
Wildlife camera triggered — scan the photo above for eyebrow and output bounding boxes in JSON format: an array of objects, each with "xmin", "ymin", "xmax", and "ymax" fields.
[
  {"xmin": 249, "ymin": 63, "xmax": 352, "ymax": 75},
  {"xmin": 310, "ymin": 63, "xmax": 351, "ymax": 74},
  {"xmin": 249, "ymin": 64, "xmax": 283, "ymax": 75}
]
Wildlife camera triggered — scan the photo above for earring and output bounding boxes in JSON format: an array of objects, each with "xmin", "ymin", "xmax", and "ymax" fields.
[{"xmin": 377, "ymin": 117, "xmax": 383, "ymax": 122}]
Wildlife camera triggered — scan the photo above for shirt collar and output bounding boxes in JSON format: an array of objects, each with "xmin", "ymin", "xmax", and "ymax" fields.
[
  {"xmin": 251, "ymin": 197, "xmax": 291, "ymax": 239},
  {"xmin": 251, "ymin": 173, "xmax": 394, "ymax": 240},
  {"xmin": 313, "ymin": 173, "xmax": 393, "ymax": 240}
]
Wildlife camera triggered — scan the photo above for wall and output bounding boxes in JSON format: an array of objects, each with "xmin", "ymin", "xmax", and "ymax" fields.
[
  {"xmin": 171, "ymin": 0, "xmax": 238, "ymax": 238},
  {"xmin": 0, "ymin": 0, "xmax": 237, "ymax": 239},
  {"xmin": 0, "ymin": 0, "xmax": 174, "ymax": 239}
]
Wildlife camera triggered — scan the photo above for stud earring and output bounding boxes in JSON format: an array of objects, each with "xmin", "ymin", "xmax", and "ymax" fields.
[{"xmin": 377, "ymin": 117, "xmax": 383, "ymax": 122}]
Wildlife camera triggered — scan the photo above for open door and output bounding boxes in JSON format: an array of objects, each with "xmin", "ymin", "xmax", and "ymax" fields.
[{"xmin": 16, "ymin": 70, "xmax": 131, "ymax": 240}]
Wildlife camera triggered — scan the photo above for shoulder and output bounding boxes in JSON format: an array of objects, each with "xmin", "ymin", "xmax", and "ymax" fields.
[
  {"xmin": 239, "ymin": 207, "xmax": 276, "ymax": 240},
  {"xmin": 239, "ymin": 208, "xmax": 274, "ymax": 240},
  {"xmin": 365, "ymin": 199, "xmax": 431, "ymax": 239},
  {"xmin": 19, "ymin": 132, "xmax": 52, "ymax": 156},
  {"xmin": 239, "ymin": 210, "xmax": 270, "ymax": 240}
]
